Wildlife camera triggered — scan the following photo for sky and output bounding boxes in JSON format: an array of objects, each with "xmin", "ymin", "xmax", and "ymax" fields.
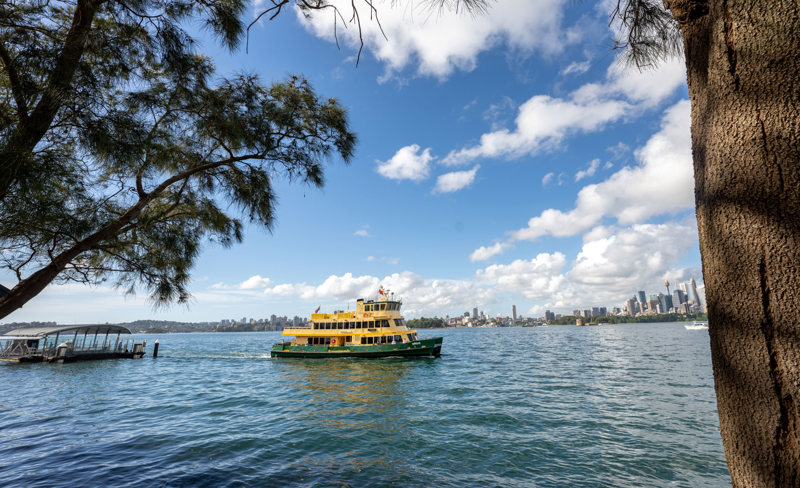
[{"xmin": 1, "ymin": 0, "xmax": 705, "ymax": 324}]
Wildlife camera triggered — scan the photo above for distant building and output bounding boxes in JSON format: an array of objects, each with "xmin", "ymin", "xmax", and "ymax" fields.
[
  {"xmin": 689, "ymin": 278, "xmax": 702, "ymax": 308},
  {"xmin": 658, "ymin": 293, "xmax": 674, "ymax": 314},
  {"xmin": 637, "ymin": 291, "xmax": 647, "ymax": 309},
  {"xmin": 512, "ymin": 305, "xmax": 517, "ymax": 322},
  {"xmin": 626, "ymin": 299, "xmax": 636, "ymax": 316},
  {"xmin": 473, "ymin": 307, "xmax": 478, "ymax": 320},
  {"xmin": 545, "ymin": 310, "xmax": 555, "ymax": 321},
  {"xmin": 673, "ymin": 289, "xmax": 686, "ymax": 307}
]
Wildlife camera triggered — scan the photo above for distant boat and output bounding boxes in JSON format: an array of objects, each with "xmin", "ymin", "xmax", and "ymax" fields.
[
  {"xmin": 271, "ymin": 291, "xmax": 442, "ymax": 358},
  {"xmin": 0, "ymin": 325, "xmax": 146, "ymax": 363},
  {"xmin": 684, "ymin": 321, "xmax": 709, "ymax": 330}
]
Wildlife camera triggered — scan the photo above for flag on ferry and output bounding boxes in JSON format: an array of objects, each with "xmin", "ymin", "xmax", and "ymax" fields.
[
  {"xmin": 314, "ymin": 306, "xmax": 320, "ymax": 313},
  {"xmin": 378, "ymin": 286, "xmax": 385, "ymax": 296}
]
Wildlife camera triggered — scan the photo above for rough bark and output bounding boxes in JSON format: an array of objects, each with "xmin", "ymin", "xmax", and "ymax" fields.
[{"xmin": 667, "ymin": 0, "xmax": 800, "ymax": 485}]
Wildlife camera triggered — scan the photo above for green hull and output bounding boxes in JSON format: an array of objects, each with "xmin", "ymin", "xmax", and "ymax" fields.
[{"xmin": 271, "ymin": 337, "xmax": 443, "ymax": 358}]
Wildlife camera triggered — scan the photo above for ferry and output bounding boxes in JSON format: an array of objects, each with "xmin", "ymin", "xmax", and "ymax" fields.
[
  {"xmin": 0, "ymin": 324, "xmax": 146, "ymax": 363},
  {"xmin": 271, "ymin": 289, "xmax": 442, "ymax": 358}
]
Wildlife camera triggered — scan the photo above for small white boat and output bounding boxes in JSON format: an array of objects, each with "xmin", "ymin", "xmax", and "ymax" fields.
[{"xmin": 684, "ymin": 321, "xmax": 709, "ymax": 330}]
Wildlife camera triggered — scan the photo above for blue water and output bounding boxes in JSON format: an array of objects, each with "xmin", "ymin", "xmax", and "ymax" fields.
[{"xmin": 0, "ymin": 324, "xmax": 729, "ymax": 487}]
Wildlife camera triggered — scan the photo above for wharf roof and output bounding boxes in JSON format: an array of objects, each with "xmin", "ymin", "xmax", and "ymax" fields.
[{"xmin": 2, "ymin": 324, "xmax": 133, "ymax": 338}]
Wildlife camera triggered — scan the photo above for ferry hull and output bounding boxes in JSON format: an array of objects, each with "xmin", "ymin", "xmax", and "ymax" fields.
[
  {"xmin": 0, "ymin": 351, "xmax": 146, "ymax": 363},
  {"xmin": 271, "ymin": 337, "xmax": 443, "ymax": 358}
]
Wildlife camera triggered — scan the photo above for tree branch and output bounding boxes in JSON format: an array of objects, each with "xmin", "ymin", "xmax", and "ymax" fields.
[{"xmin": 0, "ymin": 42, "xmax": 29, "ymax": 124}]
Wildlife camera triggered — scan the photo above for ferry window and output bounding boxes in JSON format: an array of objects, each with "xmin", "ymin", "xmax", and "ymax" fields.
[
  {"xmin": 344, "ymin": 322, "xmax": 350, "ymax": 329},
  {"xmin": 325, "ymin": 338, "xmax": 331, "ymax": 345},
  {"xmin": 382, "ymin": 320, "xmax": 389, "ymax": 328},
  {"xmin": 368, "ymin": 320, "xmax": 374, "ymax": 328},
  {"xmin": 395, "ymin": 335, "xmax": 402, "ymax": 343},
  {"xmin": 380, "ymin": 304, "xmax": 386, "ymax": 311}
]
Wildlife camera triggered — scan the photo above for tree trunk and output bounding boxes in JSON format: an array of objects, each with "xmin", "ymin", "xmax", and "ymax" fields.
[{"xmin": 669, "ymin": 0, "xmax": 800, "ymax": 485}]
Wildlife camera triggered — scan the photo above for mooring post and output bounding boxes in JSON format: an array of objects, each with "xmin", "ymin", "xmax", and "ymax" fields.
[{"xmin": 153, "ymin": 339, "xmax": 159, "ymax": 358}]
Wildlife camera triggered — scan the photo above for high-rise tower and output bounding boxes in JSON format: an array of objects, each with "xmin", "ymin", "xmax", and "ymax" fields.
[{"xmin": 689, "ymin": 278, "xmax": 701, "ymax": 308}]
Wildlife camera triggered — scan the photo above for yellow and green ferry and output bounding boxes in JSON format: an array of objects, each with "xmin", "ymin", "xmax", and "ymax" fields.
[{"xmin": 271, "ymin": 291, "xmax": 442, "ymax": 358}]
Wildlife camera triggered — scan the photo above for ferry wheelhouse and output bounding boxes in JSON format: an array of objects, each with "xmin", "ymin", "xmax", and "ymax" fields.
[
  {"xmin": 0, "ymin": 325, "xmax": 146, "ymax": 363},
  {"xmin": 271, "ymin": 292, "xmax": 442, "ymax": 358}
]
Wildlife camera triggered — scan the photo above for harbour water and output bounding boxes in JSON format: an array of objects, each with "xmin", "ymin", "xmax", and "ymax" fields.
[{"xmin": 0, "ymin": 324, "xmax": 729, "ymax": 487}]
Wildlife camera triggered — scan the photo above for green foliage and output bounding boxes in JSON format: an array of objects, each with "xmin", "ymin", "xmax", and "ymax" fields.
[
  {"xmin": 610, "ymin": 0, "xmax": 683, "ymax": 69},
  {"xmin": 0, "ymin": 0, "xmax": 355, "ymax": 315},
  {"xmin": 548, "ymin": 312, "xmax": 708, "ymax": 325},
  {"xmin": 407, "ymin": 317, "xmax": 446, "ymax": 328}
]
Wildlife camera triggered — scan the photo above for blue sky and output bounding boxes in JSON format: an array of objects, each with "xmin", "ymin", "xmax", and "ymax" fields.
[{"xmin": 2, "ymin": 0, "xmax": 704, "ymax": 324}]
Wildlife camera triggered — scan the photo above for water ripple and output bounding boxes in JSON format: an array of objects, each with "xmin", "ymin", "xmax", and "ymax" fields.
[{"xmin": 0, "ymin": 326, "xmax": 728, "ymax": 487}]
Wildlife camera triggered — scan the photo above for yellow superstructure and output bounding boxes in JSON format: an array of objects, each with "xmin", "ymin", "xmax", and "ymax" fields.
[{"xmin": 280, "ymin": 296, "xmax": 420, "ymax": 347}]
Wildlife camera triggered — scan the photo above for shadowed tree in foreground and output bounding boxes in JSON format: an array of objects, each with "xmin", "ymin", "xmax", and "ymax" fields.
[
  {"xmin": 659, "ymin": 1, "xmax": 800, "ymax": 485},
  {"xmin": 0, "ymin": 1, "xmax": 355, "ymax": 317}
]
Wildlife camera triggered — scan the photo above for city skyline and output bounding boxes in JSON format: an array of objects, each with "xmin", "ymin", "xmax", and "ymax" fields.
[{"xmin": 0, "ymin": 1, "xmax": 701, "ymax": 324}]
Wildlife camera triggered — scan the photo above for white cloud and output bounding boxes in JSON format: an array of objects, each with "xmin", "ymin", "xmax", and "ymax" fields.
[
  {"xmin": 575, "ymin": 158, "xmax": 601, "ymax": 181},
  {"xmin": 568, "ymin": 222, "xmax": 697, "ymax": 288},
  {"xmin": 376, "ymin": 144, "xmax": 434, "ymax": 181},
  {"xmin": 541, "ymin": 172, "xmax": 555, "ymax": 186},
  {"xmin": 469, "ymin": 242, "xmax": 508, "ymax": 262},
  {"xmin": 354, "ymin": 225, "xmax": 370, "ymax": 237},
  {"xmin": 263, "ymin": 283, "xmax": 300, "ymax": 296},
  {"xmin": 239, "ymin": 275, "xmax": 272, "ymax": 289},
  {"xmin": 441, "ymin": 56, "xmax": 686, "ymax": 166},
  {"xmin": 471, "ymin": 99, "xmax": 693, "ymax": 259},
  {"xmin": 475, "ymin": 253, "xmax": 567, "ymax": 300},
  {"xmin": 290, "ymin": 273, "xmax": 380, "ymax": 301},
  {"xmin": 255, "ymin": 271, "xmax": 496, "ymax": 317},
  {"xmin": 434, "ymin": 165, "xmax": 479, "ymax": 193},
  {"xmin": 607, "ymin": 141, "xmax": 631, "ymax": 160},
  {"xmin": 296, "ymin": 0, "xmax": 570, "ymax": 80},
  {"xmin": 559, "ymin": 222, "xmax": 700, "ymax": 307},
  {"xmin": 561, "ymin": 60, "xmax": 591, "ymax": 76}
]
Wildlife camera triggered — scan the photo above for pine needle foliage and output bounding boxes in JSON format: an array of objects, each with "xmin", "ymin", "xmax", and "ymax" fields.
[
  {"xmin": 610, "ymin": 0, "xmax": 684, "ymax": 69},
  {"xmin": 0, "ymin": 0, "xmax": 354, "ymax": 316}
]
